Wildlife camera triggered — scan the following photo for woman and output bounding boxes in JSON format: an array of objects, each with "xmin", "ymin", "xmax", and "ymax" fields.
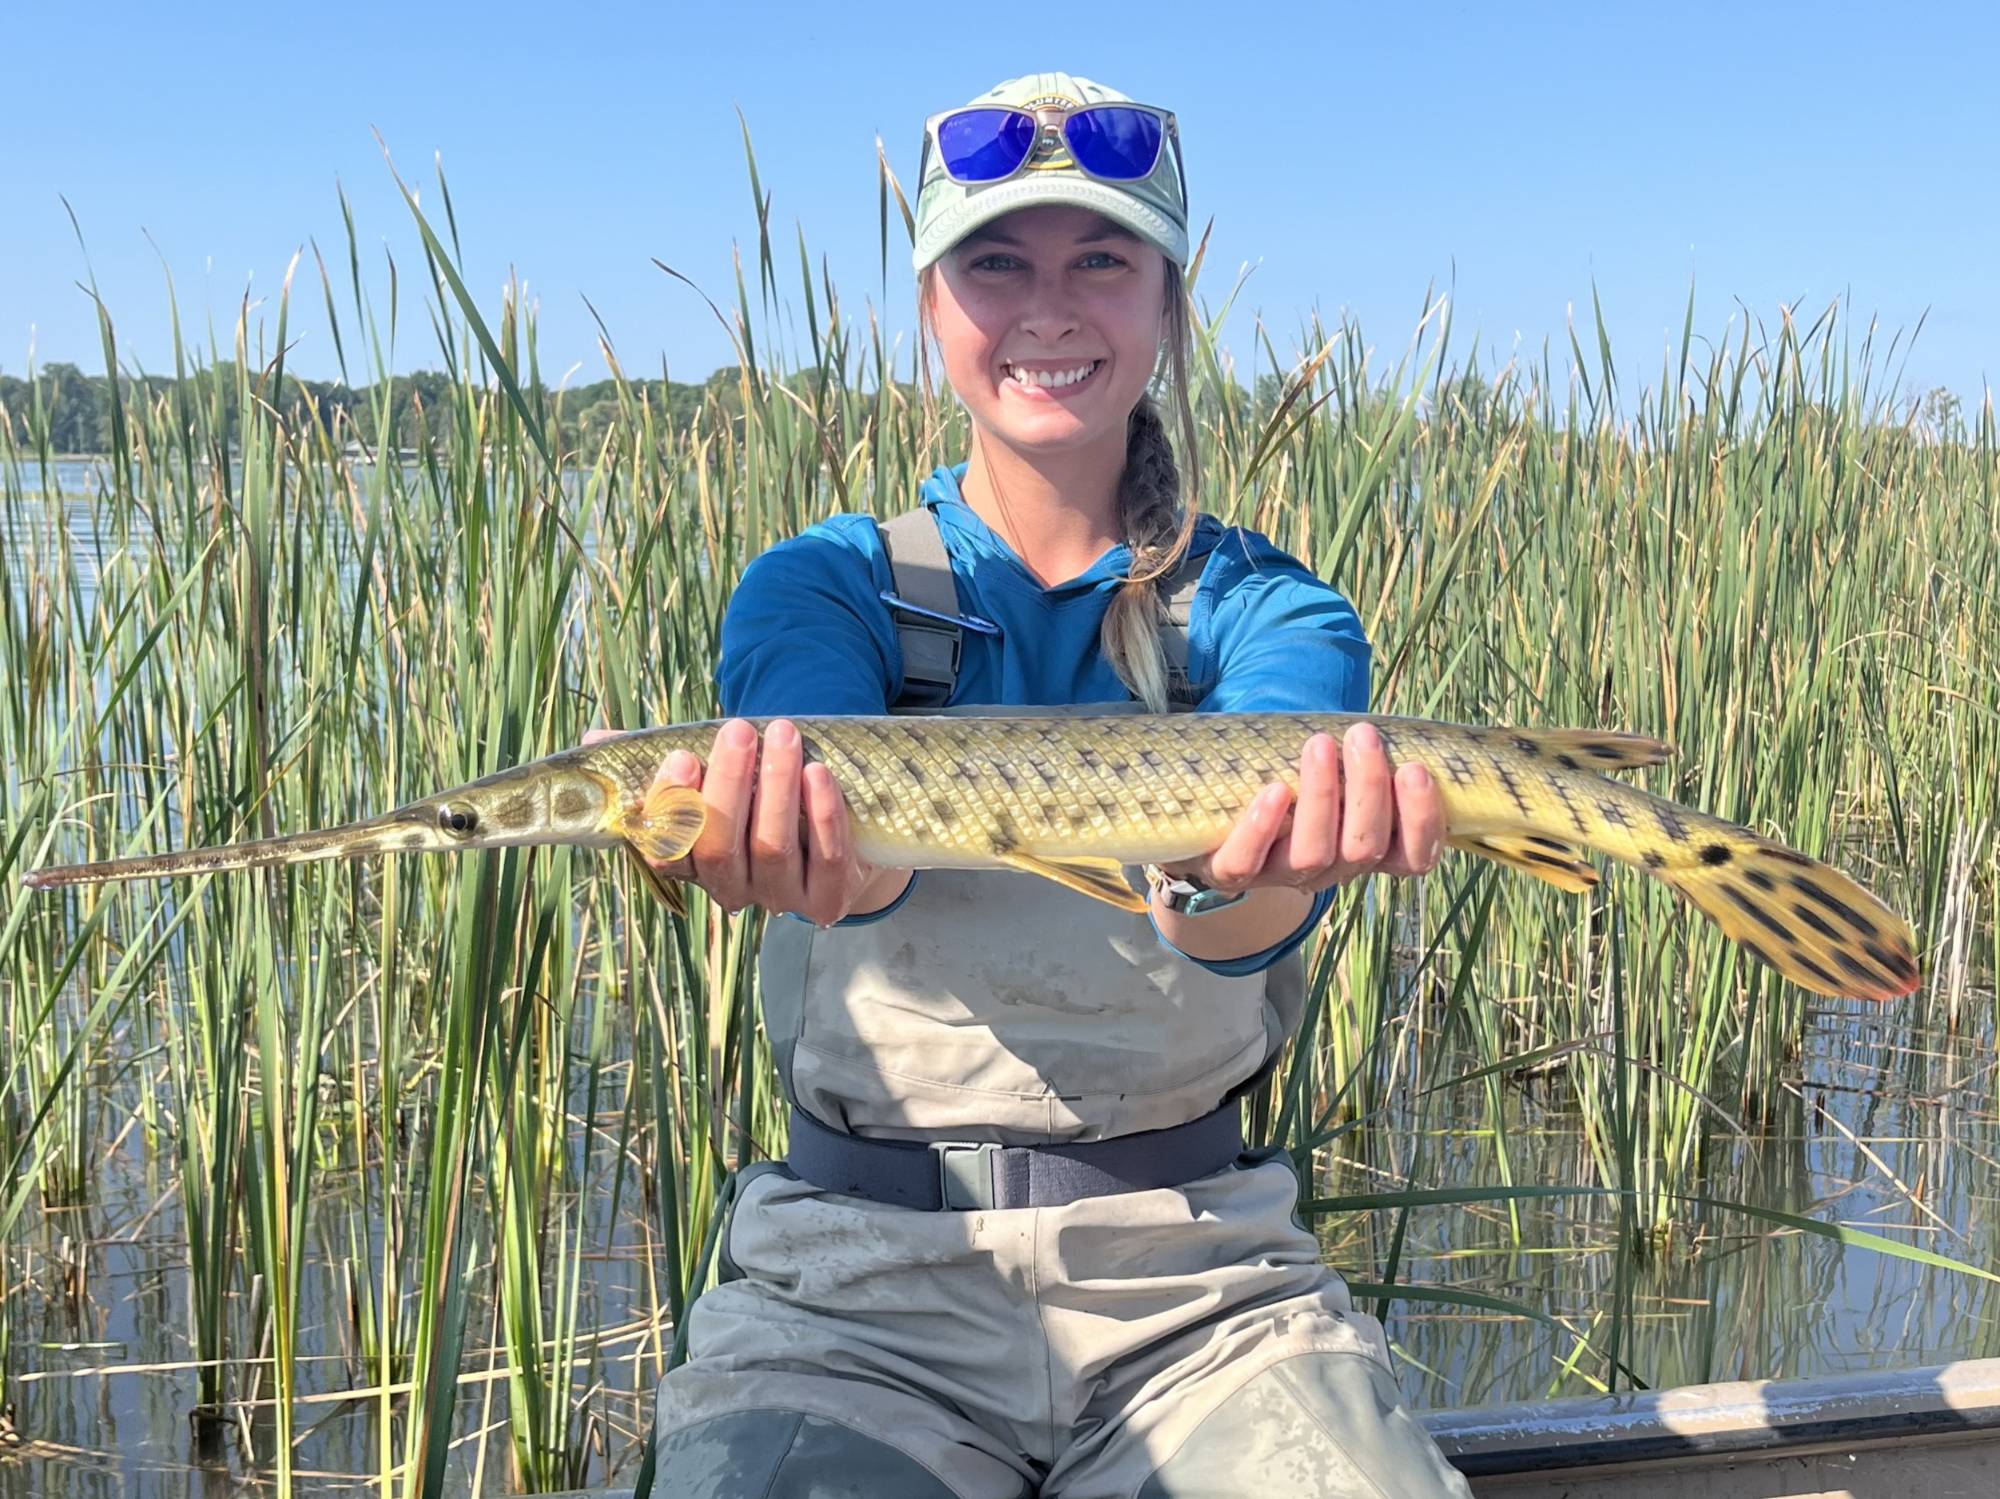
[{"xmin": 627, "ymin": 71, "xmax": 1472, "ymax": 1499}]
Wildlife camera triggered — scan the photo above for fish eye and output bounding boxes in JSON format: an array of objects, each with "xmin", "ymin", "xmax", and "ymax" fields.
[{"xmin": 437, "ymin": 805, "xmax": 478, "ymax": 835}]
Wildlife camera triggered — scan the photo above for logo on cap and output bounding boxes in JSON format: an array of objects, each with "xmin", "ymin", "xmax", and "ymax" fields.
[{"xmin": 1022, "ymin": 92, "xmax": 1078, "ymax": 172}]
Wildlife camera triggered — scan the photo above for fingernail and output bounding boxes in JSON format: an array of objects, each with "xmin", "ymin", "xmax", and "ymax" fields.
[
  {"xmin": 769, "ymin": 720, "xmax": 797, "ymax": 748},
  {"xmin": 722, "ymin": 719, "xmax": 756, "ymax": 749},
  {"xmin": 667, "ymin": 749, "xmax": 699, "ymax": 782},
  {"xmin": 1350, "ymin": 723, "xmax": 1379, "ymax": 753}
]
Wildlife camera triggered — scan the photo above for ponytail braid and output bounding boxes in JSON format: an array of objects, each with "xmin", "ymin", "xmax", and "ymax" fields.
[{"xmin": 1101, "ymin": 269, "xmax": 1202, "ymax": 712}]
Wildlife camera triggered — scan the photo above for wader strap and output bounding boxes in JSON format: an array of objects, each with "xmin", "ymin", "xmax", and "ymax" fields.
[
  {"xmin": 785, "ymin": 1101, "xmax": 1244, "ymax": 1212},
  {"xmin": 879, "ymin": 507, "xmax": 1211, "ymax": 710},
  {"xmin": 880, "ymin": 507, "xmax": 962, "ymax": 710}
]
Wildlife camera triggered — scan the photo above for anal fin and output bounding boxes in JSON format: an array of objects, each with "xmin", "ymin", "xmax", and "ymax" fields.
[
  {"xmin": 1449, "ymin": 832, "xmax": 1600, "ymax": 893},
  {"xmin": 997, "ymin": 851, "xmax": 1150, "ymax": 912}
]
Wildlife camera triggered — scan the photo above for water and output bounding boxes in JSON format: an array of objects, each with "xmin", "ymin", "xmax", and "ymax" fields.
[{"xmin": 4, "ymin": 467, "xmax": 1994, "ymax": 1494}]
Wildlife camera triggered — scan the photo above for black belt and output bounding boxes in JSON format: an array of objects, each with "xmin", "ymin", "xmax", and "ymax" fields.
[{"xmin": 784, "ymin": 1102, "xmax": 1245, "ymax": 1212}]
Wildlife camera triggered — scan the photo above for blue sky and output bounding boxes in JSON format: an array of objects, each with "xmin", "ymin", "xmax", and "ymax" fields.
[{"xmin": 4, "ymin": 0, "xmax": 1993, "ymax": 410}]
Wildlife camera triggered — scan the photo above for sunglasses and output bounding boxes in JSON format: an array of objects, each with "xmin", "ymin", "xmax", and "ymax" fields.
[{"xmin": 919, "ymin": 101, "xmax": 1187, "ymax": 210}]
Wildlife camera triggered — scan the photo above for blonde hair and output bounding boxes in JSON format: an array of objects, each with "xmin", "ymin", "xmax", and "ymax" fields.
[{"xmin": 916, "ymin": 259, "xmax": 1203, "ymax": 712}]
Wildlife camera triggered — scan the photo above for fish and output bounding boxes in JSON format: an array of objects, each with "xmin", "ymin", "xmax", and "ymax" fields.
[{"xmin": 18, "ymin": 713, "xmax": 1921, "ymax": 1001}]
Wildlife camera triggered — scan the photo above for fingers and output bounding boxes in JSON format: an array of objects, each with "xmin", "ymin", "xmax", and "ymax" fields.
[
  {"xmin": 1202, "ymin": 782, "xmax": 1293, "ymax": 890},
  {"xmin": 1336, "ymin": 724, "xmax": 1395, "ymax": 870},
  {"xmin": 689, "ymin": 719, "xmax": 759, "ymax": 910},
  {"xmin": 800, "ymin": 761, "xmax": 857, "ymax": 926},
  {"xmin": 748, "ymin": 720, "xmax": 808, "ymax": 910},
  {"xmin": 1377, "ymin": 760, "xmax": 1446, "ymax": 877},
  {"xmin": 1258, "ymin": 724, "xmax": 1440, "ymax": 892}
]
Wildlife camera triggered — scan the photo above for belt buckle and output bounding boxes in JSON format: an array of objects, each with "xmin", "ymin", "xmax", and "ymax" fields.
[{"xmin": 928, "ymin": 1139, "xmax": 1002, "ymax": 1211}]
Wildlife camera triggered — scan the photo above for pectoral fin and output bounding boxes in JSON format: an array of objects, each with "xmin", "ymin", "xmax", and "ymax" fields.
[
  {"xmin": 608, "ymin": 783, "xmax": 707, "ymax": 866},
  {"xmin": 996, "ymin": 851, "xmax": 1150, "ymax": 912},
  {"xmin": 1449, "ymin": 832, "xmax": 1600, "ymax": 893}
]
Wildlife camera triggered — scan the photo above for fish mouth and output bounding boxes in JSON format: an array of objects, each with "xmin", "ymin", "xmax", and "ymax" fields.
[{"xmin": 19, "ymin": 804, "xmax": 448, "ymax": 890}]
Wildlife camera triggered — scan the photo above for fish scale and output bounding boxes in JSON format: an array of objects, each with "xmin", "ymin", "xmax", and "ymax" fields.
[{"xmin": 19, "ymin": 712, "xmax": 1921, "ymax": 1003}]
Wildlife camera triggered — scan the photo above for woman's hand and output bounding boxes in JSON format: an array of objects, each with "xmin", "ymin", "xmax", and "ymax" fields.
[
  {"xmin": 582, "ymin": 718, "xmax": 910, "ymax": 926},
  {"xmin": 1163, "ymin": 723, "xmax": 1445, "ymax": 895}
]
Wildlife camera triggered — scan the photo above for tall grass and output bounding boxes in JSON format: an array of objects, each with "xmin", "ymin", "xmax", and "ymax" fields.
[{"xmin": 0, "ymin": 134, "xmax": 1992, "ymax": 1493}]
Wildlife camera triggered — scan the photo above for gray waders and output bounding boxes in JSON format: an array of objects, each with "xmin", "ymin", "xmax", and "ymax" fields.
[{"xmin": 639, "ymin": 510, "xmax": 1472, "ymax": 1498}]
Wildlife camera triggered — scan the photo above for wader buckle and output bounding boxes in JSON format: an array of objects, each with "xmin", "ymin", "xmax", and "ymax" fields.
[{"xmin": 928, "ymin": 1139, "xmax": 1003, "ymax": 1211}]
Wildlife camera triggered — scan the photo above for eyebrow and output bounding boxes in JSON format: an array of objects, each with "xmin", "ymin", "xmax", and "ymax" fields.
[{"xmin": 958, "ymin": 223, "xmax": 1143, "ymax": 250}]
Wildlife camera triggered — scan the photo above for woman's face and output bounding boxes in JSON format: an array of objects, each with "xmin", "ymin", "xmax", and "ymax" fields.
[{"xmin": 928, "ymin": 204, "xmax": 1167, "ymax": 459}]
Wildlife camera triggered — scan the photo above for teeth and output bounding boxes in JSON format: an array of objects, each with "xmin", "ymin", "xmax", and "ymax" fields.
[{"xmin": 1008, "ymin": 361, "xmax": 1099, "ymax": 389}]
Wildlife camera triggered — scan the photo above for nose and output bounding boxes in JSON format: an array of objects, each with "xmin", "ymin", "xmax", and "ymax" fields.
[{"xmin": 1016, "ymin": 273, "xmax": 1082, "ymax": 345}]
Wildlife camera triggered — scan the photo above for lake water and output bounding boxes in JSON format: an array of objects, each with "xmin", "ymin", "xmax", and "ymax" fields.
[{"xmin": 3, "ymin": 472, "xmax": 1994, "ymax": 1496}]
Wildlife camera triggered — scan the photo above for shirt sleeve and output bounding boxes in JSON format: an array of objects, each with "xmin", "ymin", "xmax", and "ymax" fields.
[
  {"xmin": 1150, "ymin": 528, "xmax": 1369, "ymax": 974},
  {"xmin": 716, "ymin": 516, "xmax": 901, "ymax": 718},
  {"xmin": 716, "ymin": 516, "xmax": 923, "ymax": 924}
]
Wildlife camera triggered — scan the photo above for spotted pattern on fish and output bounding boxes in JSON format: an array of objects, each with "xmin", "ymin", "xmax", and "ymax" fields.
[{"xmin": 22, "ymin": 710, "xmax": 1919, "ymax": 1003}]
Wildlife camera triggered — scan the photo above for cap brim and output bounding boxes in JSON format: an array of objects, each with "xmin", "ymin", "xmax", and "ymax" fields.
[{"xmin": 912, "ymin": 174, "xmax": 1188, "ymax": 273}]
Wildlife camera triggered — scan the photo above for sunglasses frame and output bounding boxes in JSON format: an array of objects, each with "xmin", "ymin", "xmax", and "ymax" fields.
[{"xmin": 917, "ymin": 100, "xmax": 1188, "ymax": 214}]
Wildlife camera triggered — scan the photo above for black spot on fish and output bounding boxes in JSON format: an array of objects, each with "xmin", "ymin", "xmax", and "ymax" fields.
[
  {"xmin": 1788, "ymin": 875, "xmax": 1876, "ymax": 940},
  {"xmin": 900, "ymin": 755, "xmax": 928, "ymax": 788},
  {"xmin": 1440, "ymin": 751, "xmax": 1476, "ymax": 786},
  {"xmin": 404, "ymin": 832, "xmax": 428, "ymax": 848},
  {"xmin": 1765, "ymin": 845, "xmax": 1815, "ymax": 867},
  {"xmin": 1598, "ymin": 801, "xmax": 1631, "ymax": 828},
  {"xmin": 1643, "ymin": 851, "xmax": 1666, "ymax": 869},
  {"xmin": 1556, "ymin": 753, "xmax": 1579, "ymax": 771},
  {"xmin": 1836, "ymin": 951, "xmax": 1878, "ymax": 983},
  {"xmin": 1140, "ymin": 748, "xmax": 1165, "ymax": 769},
  {"xmin": 996, "ymin": 763, "xmax": 1021, "ymax": 791},
  {"xmin": 1512, "ymin": 736, "xmax": 1539, "ymax": 757},
  {"xmin": 1496, "ymin": 764, "xmax": 1531, "ymax": 817},
  {"xmin": 1522, "ymin": 849, "xmax": 1575, "ymax": 870},
  {"xmin": 1744, "ymin": 868, "xmax": 1776, "ymax": 892},
  {"xmin": 930, "ymin": 798, "xmax": 957, "ymax": 825},
  {"xmin": 1137, "ymin": 797, "xmax": 1161, "ymax": 819},
  {"xmin": 1724, "ymin": 884, "xmax": 1794, "ymax": 942},
  {"xmin": 1586, "ymin": 743, "xmax": 1625, "ymax": 760},
  {"xmin": 1791, "ymin": 904, "xmax": 1842, "ymax": 942},
  {"xmin": 1699, "ymin": 843, "xmax": 1732, "ymax": 866},
  {"xmin": 874, "ymin": 792, "xmax": 896, "ymax": 816},
  {"xmin": 1526, "ymin": 835, "xmax": 1570, "ymax": 852},
  {"xmin": 553, "ymin": 787, "xmax": 590, "ymax": 819},
  {"xmin": 1743, "ymin": 940, "xmax": 1776, "ymax": 972},
  {"xmin": 1794, "ymin": 953, "xmax": 1841, "ymax": 990},
  {"xmin": 1654, "ymin": 806, "xmax": 1692, "ymax": 844},
  {"xmin": 1078, "ymin": 745, "xmax": 1102, "ymax": 770}
]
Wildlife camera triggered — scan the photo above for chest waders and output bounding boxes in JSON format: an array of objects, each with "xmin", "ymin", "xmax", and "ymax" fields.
[{"xmin": 638, "ymin": 509, "xmax": 1473, "ymax": 1499}]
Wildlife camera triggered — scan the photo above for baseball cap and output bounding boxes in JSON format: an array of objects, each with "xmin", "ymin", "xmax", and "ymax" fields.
[{"xmin": 910, "ymin": 72, "xmax": 1189, "ymax": 274}]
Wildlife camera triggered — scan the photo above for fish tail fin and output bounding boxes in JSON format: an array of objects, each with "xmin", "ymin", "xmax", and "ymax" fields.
[{"xmin": 1630, "ymin": 815, "xmax": 1921, "ymax": 1001}]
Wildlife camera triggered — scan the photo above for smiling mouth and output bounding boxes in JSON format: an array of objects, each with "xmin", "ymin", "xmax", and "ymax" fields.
[{"xmin": 1003, "ymin": 359, "xmax": 1104, "ymax": 393}]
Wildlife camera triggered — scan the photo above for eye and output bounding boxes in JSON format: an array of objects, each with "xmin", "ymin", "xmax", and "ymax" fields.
[
  {"xmin": 437, "ymin": 805, "xmax": 478, "ymax": 835},
  {"xmin": 1079, "ymin": 251, "xmax": 1125, "ymax": 269},
  {"xmin": 970, "ymin": 253, "xmax": 1021, "ymax": 272}
]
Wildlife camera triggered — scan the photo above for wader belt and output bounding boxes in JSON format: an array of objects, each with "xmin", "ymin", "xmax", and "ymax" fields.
[{"xmin": 785, "ymin": 1102, "xmax": 1245, "ymax": 1212}]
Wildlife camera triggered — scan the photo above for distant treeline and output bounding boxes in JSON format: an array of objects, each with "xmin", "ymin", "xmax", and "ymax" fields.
[
  {"xmin": 0, "ymin": 360, "xmax": 773, "ymax": 458},
  {"xmin": 0, "ymin": 361, "xmax": 1327, "ymax": 459}
]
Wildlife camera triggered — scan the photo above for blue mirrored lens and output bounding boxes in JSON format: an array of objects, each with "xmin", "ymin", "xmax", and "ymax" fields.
[
  {"xmin": 1063, "ymin": 107, "xmax": 1164, "ymax": 180},
  {"xmin": 936, "ymin": 109, "xmax": 1037, "ymax": 182}
]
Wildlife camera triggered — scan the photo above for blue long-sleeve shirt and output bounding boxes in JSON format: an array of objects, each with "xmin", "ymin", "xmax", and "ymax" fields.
[{"xmin": 716, "ymin": 462, "xmax": 1369, "ymax": 973}]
